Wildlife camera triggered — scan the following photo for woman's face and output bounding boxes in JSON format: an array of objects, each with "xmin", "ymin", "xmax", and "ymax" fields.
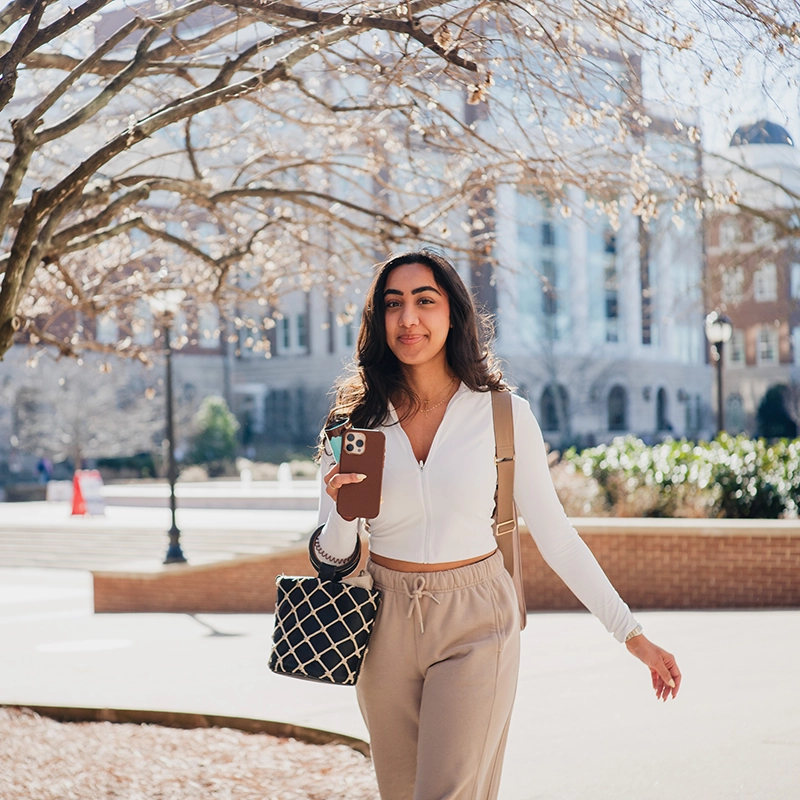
[{"xmin": 383, "ymin": 263, "xmax": 451, "ymax": 370}]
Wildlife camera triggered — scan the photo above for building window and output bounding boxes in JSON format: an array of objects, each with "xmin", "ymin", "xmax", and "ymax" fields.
[
  {"xmin": 337, "ymin": 302, "xmax": 358, "ymax": 351},
  {"xmin": 794, "ymin": 327, "xmax": 800, "ymax": 365},
  {"xmin": 197, "ymin": 304, "xmax": 220, "ymax": 349},
  {"xmin": 728, "ymin": 329, "xmax": 746, "ymax": 367},
  {"xmin": 95, "ymin": 313, "xmax": 118, "ymax": 344},
  {"xmin": 265, "ymin": 388, "xmax": 295, "ymax": 442},
  {"xmin": 240, "ymin": 324, "xmax": 261, "ymax": 355},
  {"xmin": 757, "ymin": 327, "xmax": 779, "ymax": 365},
  {"xmin": 344, "ymin": 320, "xmax": 356, "ymax": 349},
  {"xmin": 752, "ymin": 218, "xmax": 774, "ymax": 246},
  {"xmin": 639, "ymin": 220, "xmax": 652, "ymax": 345},
  {"xmin": 720, "ymin": 266, "xmax": 744, "ymax": 305},
  {"xmin": 540, "ymin": 384, "xmax": 569, "ymax": 432},
  {"xmin": 587, "ymin": 218, "xmax": 620, "ymax": 346},
  {"xmin": 656, "ymin": 387, "xmax": 670, "ymax": 431},
  {"xmin": 296, "ymin": 313, "xmax": 308, "ymax": 350},
  {"xmin": 791, "ymin": 263, "xmax": 800, "ymax": 300},
  {"xmin": 280, "ymin": 317, "xmax": 291, "ymax": 351},
  {"xmin": 753, "ymin": 262, "xmax": 778, "ymax": 302},
  {"xmin": 608, "ymin": 385, "xmax": 628, "ymax": 431},
  {"xmin": 516, "ymin": 191, "xmax": 568, "ymax": 343},
  {"xmin": 539, "ymin": 208, "xmax": 559, "ymax": 322},
  {"xmin": 719, "ymin": 218, "xmax": 738, "ymax": 249},
  {"xmin": 725, "ymin": 393, "xmax": 746, "ymax": 434},
  {"xmin": 603, "ymin": 230, "xmax": 619, "ymax": 343},
  {"xmin": 541, "ymin": 259, "xmax": 558, "ymax": 317},
  {"xmin": 182, "ymin": 383, "xmax": 197, "ymax": 403}
]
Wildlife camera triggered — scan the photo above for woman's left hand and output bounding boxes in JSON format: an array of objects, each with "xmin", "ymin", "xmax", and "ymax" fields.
[{"xmin": 625, "ymin": 634, "xmax": 681, "ymax": 701}]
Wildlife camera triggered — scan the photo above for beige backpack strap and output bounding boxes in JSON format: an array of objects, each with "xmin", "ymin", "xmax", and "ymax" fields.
[{"xmin": 491, "ymin": 390, "xmax": 527, "ymax": 630}]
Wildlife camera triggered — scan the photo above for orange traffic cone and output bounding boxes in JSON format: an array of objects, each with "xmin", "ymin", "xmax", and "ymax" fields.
[{"xmin": 71, "ymin": 471, "xmax": 86, "ymax": 516}]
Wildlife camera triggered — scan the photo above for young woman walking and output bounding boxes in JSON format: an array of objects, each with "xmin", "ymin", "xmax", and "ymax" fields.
[{"xmin": 315, "ymin": 250, "xmax": 681, "ymax": 800}]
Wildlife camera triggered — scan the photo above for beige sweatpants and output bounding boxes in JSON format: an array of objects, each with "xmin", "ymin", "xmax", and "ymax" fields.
[{"xmin": 356, "ymin": 549, "xmax": 521, "ymax": 800}]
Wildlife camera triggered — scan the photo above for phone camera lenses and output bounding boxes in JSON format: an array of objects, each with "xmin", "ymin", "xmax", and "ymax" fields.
[
  {"xmin": 345, "ymin": 444, "xmax": 354, "ymax": 452},
  {"xmin": 355, "ymin": 438, "xmax": 364, "ymax": 447}
]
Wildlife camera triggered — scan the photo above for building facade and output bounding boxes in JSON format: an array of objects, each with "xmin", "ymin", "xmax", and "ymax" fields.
[
  {"xmin": 225, "ymin": 172, "xmax": 712, "ymax": 453},
  {"xmin": 705, "ymin": 120, "xmax": 800, "ymax": 434}
]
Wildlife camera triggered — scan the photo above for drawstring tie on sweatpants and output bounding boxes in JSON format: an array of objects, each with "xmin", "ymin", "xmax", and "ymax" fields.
[{"xmin": 404, "ymin": 575, "xmax": 440, "ymax": 633}]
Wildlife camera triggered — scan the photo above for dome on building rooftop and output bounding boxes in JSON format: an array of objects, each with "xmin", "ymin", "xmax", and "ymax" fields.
[{"xmin": 730, "ymin": 120, "xmax": 794, "ymax": 146}]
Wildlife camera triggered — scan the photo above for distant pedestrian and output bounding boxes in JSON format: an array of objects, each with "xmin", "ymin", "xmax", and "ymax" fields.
[
  {"xmin": 37, "ymin": 457, "xmax": 53, "ymax": 484},
  {"xmin": 315, "ymin": 250, "xmax": 681, "ymax": 799}
]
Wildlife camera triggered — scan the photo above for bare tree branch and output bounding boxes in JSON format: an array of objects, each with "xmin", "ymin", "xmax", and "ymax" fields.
[
  {"xmin": 1, "ymin": 0, "xmax": 797, "ymax": 364},
  {"xmin": 229, "ymin": 0, "xmax": 479, "ymax": 70},
  {"xmin": 39, "ymin": 26, "xmax": 162, "ymax": 144},
  {"xmin": 0, "ymin": 0, "xmax": 46, "ymax": 111},
  {"xmin": 36, "ymin": 28, "xmax": 151, "ymax": 129},
  {"xmin": 25, "ymin": 0, "xmax": 112, "ymax": 54},
  {"xmin": 0, "ymin": 0, "xmax": 48, "ymax": 37}
]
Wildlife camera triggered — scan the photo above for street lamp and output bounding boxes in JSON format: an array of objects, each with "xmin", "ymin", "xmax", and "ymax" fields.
[
  {"xmin": 704, "ymin": 311, "xmax": 733, "ymax": 435},
  {"xmin": 148, "ymin": 289, "xmax": 187, "ymax": 564}
]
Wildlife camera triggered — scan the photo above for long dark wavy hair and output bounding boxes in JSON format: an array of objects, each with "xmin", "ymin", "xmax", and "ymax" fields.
[{"xmin": 322, "ymin": 250, "xmax": 507, "ymax": 440}]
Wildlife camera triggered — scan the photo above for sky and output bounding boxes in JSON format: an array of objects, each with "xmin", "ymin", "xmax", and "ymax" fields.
[{"xmin": 640, "ymin": 0, "xmax": 800, "ymax": 153}]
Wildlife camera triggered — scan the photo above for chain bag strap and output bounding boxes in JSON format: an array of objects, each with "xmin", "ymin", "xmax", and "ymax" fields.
[{"xmin": 491, "ymin": 391, "xmax": 528, "ymax": 630}]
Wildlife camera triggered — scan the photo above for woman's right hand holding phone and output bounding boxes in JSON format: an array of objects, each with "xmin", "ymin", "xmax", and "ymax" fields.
[{"xmin": 323, "ymin": 463, "xmax": 366, "ymax": 521}]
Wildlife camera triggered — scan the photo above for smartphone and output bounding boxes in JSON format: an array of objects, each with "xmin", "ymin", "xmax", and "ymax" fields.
[{"xmin": 337, "ymin": 428, "xmax": 386, "ymax": 520}]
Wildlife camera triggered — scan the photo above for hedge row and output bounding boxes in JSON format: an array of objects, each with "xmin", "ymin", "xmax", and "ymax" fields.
[{"xmin": 563, "ymin": 434, "xmax": 800, "ymax": 519}]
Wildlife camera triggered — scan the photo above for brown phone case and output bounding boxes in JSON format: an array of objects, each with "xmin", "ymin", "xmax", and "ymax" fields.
[{"xmin": 337, "ymin": 428, "xmax": 386, "ymax": 520}]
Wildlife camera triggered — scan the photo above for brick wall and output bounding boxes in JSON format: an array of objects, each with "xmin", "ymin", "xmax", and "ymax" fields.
[{"xmin": 93, "ymin": 520, "xmax": 800, "ymax": 613}]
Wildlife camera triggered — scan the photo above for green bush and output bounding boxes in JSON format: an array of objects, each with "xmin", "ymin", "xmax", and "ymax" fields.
[
  {"xmin": 96, "ymin": 452, "xmax": 157, "ymax": 479},
  {"xmin": 564, "ymin": 434, "xmax": 800, "ymax": 519},
  {"xmin": 188, "ymin": 396, "xmax": 239, "ymax": 476},
  {"xmin": 756, "ymin": 385, "xmax": 797, "ymax": 439},
  {"xmin": 707, "ymin": 434, "xmax": 785, "ymax": 519}
]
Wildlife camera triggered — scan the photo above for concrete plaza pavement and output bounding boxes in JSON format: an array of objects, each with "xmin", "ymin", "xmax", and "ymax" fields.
[
  {"xmin": 0, "ymin": 498, "xmax": 319, "ymax": 570},
  {"xmin": 1, "ymin": 566, "xmax": 798, "ymax": 799}
]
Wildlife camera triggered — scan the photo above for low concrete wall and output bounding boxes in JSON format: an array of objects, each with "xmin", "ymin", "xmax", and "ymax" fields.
[
  {"xmin": 93, "ymin": 519, "xmax": 800, "ymax": 614},
  {"xmin": 4, "ymin": 483, "xmax": 47, "ymax": 502}
]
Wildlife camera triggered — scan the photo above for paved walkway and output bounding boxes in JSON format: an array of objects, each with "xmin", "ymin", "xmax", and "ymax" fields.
[
  {"xmin": 0, "ymin": 501, "xmax": 318, "ymax": 570},
  {"xmin": 1, "ymin": 566, "xmax": 798, "ymax": 799}
]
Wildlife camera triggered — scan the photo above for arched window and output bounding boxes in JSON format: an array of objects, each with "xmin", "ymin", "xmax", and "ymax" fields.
[
  {"xmin": 656, "ymin": 387, "xmax": 670, "ymax": 431},
  {"xmin": 540, "ymin": 384, "xmax": 569, "ymax": 431},
  {"xmin": 13, "ymin": 387, "xmax": 39, "ymax": 443},
  {"xmin": 608, "ymin": 385, "xmax": 628, "ymax": 431},
  {"xmin": 725, "ymin": 393, "xmax": 745, "ymax": 434}
]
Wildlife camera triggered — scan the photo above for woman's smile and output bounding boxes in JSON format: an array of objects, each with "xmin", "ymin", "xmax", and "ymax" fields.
[{"xmin": 397, "ymin": 333, "xmax": 426, "ymax": 345}]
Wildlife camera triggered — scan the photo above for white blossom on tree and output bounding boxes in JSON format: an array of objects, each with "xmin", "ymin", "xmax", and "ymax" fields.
[{"xmin": 1, "ymin": 0, "xmax": 798, "ymax": 361}]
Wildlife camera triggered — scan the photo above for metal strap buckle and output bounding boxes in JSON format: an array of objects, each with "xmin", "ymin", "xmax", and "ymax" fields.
[{"xmin": 496, "ymin": 519, "xmax": 516, "ymax": 535}]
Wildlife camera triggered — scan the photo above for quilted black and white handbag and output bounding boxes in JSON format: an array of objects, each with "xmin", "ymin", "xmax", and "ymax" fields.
[{"xmin": 269, "ymin": 527, "xmax": 381, "ymax": 686}]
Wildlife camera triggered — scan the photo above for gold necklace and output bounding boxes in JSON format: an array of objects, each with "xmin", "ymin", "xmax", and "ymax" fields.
[{"xmin": 421, "ymin": 377, "xmax": 457, "ymax": 415}]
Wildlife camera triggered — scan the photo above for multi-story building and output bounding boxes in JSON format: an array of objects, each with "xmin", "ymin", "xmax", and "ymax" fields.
[
  {"xmin": 230, "ymin": 128, "xmax": 712, "ymax": 453},
  {"xmin": 0, "ymin": 174, "xmax": 712, "ymax": 474},
  {"xmin": 704, "ymin": 120, "xmax": 800, "ymax": 434},
  {"xmin": 1, "ymin": 10, "xmax": 717, "ymax": 474}
]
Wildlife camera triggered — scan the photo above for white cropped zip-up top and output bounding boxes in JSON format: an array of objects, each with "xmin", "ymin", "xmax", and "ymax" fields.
[{"xmin": 317, "ymin": 384, "xmax": 637, "ymax": 642}]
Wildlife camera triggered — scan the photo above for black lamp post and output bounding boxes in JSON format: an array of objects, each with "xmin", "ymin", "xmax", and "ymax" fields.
[
  {"xmin": 149, "ymin": 290, "xmax": 187, "ymax": 564},
  {"xmin": 704, "ymin": 311, "xmax": 733, "ymax": 435}
]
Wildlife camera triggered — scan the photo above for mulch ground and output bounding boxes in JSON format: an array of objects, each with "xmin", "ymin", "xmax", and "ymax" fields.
[{"xmin": 0, "ymin": 707, "xmax": 379, "ymax": 799}]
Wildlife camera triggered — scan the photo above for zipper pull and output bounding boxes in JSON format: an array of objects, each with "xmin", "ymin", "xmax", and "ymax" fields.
[{"xmin": 419, "ymin": 459, "xmax": 424, "ymax": 470}]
